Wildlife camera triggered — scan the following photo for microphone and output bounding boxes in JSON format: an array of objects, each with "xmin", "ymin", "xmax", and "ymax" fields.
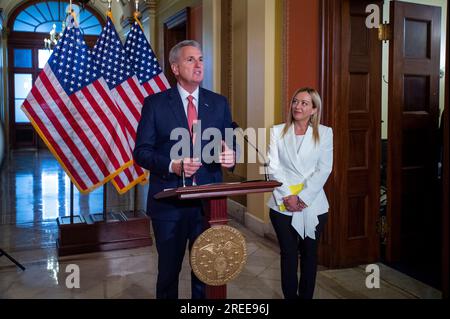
[
  {"xmin": 231, "ymin": 121, "xmax": 270, "ymax": 181},
  {"xmin": 191, "ymin": 120, "xmax": 198, "ymax": 145},
  {"xmin": 180, "ymin": 159, "xmax": 186, "ymax": 187}
]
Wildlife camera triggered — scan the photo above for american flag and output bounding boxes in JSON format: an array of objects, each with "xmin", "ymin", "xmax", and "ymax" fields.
[
  {"xmin": 21, "ymin": 25, "xmax": 132, "ymax": 193},
  {"xmin": 124, "ymin": 21, "xmax": 170, "ymax": 96},
  {"xmin": 92, "ymin": 17, "xmax": 147, "ymax": 194}
]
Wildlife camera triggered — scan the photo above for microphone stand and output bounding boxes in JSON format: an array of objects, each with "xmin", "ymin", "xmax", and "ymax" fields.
[
  {"xmin": 0, "ymin": 129, "xmax": 25, "ymax": 271},
  {"xmin": 263, "ymin": 163, "xmax": 269, "ymax": 182},
  {"xmin": 181, "ymin": 159, "xmax": 186, "ymax": 187},
  {"xmin": 0, "ymin": 249, "xmax": 25, "ymax": 271},
  {"xmin": 235, "ymin": 127, "xmax": 270, "ymax": 182}
]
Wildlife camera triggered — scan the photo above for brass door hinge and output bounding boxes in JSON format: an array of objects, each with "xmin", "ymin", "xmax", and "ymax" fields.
[
  {"xmin": 378, "ymin": 23, "xmax": 391, "ymax": 42},
  {"xmin": 376, "ymin": 215, "xmax": 388, "ymax": 245}
]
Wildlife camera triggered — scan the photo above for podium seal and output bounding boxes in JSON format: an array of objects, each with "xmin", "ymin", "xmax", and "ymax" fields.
[{"xmin": 190, "ymin": 225, "xmax": 247, "ymax": 286}]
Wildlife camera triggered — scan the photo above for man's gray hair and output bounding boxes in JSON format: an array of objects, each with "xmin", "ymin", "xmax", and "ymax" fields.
[{"xmin": 169, "ymin": 40, "xmax": 202, "ymax": 64}]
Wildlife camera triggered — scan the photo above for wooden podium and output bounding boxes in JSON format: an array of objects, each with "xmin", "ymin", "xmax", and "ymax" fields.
[{"xmin": 155, "ymin": 180, "xmax": 281, "ymax": 299}]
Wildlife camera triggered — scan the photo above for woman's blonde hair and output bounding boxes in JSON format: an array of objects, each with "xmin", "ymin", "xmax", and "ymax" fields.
[{"xmin": 282, "ymin": 87, "xmax": 322, "ymax": 145}]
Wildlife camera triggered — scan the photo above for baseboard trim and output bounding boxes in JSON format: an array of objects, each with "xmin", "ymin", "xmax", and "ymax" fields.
[{"xmin": 227, "ymin": 199, "xmax": 277, "ymax": 242}]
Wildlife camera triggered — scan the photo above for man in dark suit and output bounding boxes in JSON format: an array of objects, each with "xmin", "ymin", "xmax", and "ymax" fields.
[{"xmin": 133, "ymin": 40, "xmax": 235, "ymax": 299}]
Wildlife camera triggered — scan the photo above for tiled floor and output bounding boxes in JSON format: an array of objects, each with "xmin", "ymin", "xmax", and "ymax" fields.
[{"xmin": 0, "ymin": 150, "xmax": 442, "ymax": 299}]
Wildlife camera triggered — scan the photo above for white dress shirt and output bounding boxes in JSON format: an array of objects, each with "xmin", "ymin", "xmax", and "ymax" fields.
[
  {"xmin": 177, "ymin": 83, "xmax": 199, "ymax": 117},
  {"xmin": 168, "ymin": 84, "xmax": 200, "ymax": 173},
  {"xmin": 295, "ymin": 134, "xmax": 305, "ymax": 154}
]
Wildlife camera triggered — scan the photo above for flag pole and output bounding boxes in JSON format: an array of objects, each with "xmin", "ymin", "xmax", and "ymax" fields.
[
  {"xmin": 100, "ymin": 0, "xmax": 113, "ymax": 223},
  {"xmin": 134, "ymin": 185, "xmax": 138, "ymax": 216},
  {"xmin": 134, "ymin": 1, "xmax": 144, "ymax": 31},
  {"xmin": 133, "ymin": 0, "xmax": 141, "ymax": 217},
  {"xmin": 70, "ymin": 180, "xmax": 74, "ymax": 224},
  {"xmin": 107, "ymin": 0, "xmax": 112, "ymax": 19},
  {"xmin": 103, "ymin": 184, "xmax": 108, "ymax": 221},
  {"xmin": 69, "ymin": 0, "xmax": 75, "ymax": 226}
]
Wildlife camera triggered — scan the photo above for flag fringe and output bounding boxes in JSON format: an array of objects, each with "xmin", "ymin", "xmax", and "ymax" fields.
[{"xmin": 111, "ymin": 172, "xmax": 147, "ymax": 194}]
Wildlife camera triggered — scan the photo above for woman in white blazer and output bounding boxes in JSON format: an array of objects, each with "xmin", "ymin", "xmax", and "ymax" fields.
[{"xmin": 267, "ymin": 87, "xmax": 333, "ymax": 299}]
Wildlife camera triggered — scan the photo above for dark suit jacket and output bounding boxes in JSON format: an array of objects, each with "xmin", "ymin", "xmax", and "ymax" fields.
[{"xmin": 133, "ymin": 86, "xmax": 233, "ymax": 221}]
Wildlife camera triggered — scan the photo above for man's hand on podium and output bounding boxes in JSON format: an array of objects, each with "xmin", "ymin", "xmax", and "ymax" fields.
[{"xmin": 171, "ymin": 158, "xmax": 202, "ymax": 178}]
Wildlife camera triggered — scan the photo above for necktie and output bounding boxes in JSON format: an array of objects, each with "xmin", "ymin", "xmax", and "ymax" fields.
[
  {"xmin": 187, "ymin": 95, "xmax": 197, "ymax": 136},
  {"xmin": 187, "ymin": 95, "xmax": 198, "ymax": 185}
]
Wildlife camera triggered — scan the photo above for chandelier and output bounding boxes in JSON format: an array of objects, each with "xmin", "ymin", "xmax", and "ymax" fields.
[
  {"xmin": 43, "ymin": 2, "xmax": 79, "ymax": 50},
  {"xmin": 78, "ymin": 0, "xmax": 149, "ymax": 6},
  {"xmin": 43, "ymin": 0, "xmax": 147, "ymax": 50},
  {"xmin": 44, "ymin": 22, "xmax": 66, "ymax": 50}
]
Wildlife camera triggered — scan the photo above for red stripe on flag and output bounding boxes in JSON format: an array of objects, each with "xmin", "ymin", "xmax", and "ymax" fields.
[
  {"xmin": 109, "ymin": 92, "xmax": 137, "ymax": 142},
  {"xmin": 113, "ymin": 100, "xmax": 136, "ymax": 143},
  {"xmin": 135, "ymin": 164, "xmax": 144, "ymax": 175},
  {"xmin": 40, "ymin": 72, "xmax": 110, "ymax": 178},
  {"xmin": 113, "ymin": 163, "xmax": 146, "ymax": 191},
  {"xmin": 143, "ymin": 82, "xmax": 155, "ymax": 95},
  {"xmin": 128, "ymin": 77, "xmax": 145, "ymax": 105},
  {"xmin": 92, "ymin": 80, "xmax": 128, "ymax": 132},
  {"xmin": 23, "ymin": 100, "xmax": 88, "ymax": 190},
  {"xmin": 153, "ymin": 74, "xmax": 168, "ymax": 92},
  {"xmin": 116, "ymin": 84, "xmax": 141, "ymax": 123},
  {"xmin": 130, "ymin": 164, "xmax": 145, "ymax": 178},
  {"xmin": 114, "ymin": 173, "xmax": 126, "ymax": 190},
  {"xmin": 91, "ymin": 80, "xmax": 133, "ymax": 158},
  {"xmin": 31, "ymin": 85, "xmax": 100, "ymax": 185},
  {"xmin": 77, "ymin": 85, "xmax": 130, "ymax": 168},
  {"xmin": 70, "ymin": 92, "xmax": 122, "ymax": 172},
  {"xmin": 123, "ymin": 165, "xmax": 134, "ymax": 182}
]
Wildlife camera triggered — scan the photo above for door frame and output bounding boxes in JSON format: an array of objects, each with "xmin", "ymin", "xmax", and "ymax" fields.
[
  {"xmin": 318, "ymin": 0, "xmax": 340, "ymax": 267},
  {"xmin": 163, "ymin": 8, "xmax": 191, "ymax": 88},
  {"xmin": 443, "ymin": 0, "xmax": 449, "ymax": 298}
]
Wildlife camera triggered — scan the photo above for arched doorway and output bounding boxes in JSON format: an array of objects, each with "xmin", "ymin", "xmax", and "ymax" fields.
[{"xmin": 7, "ymin": 0, "xmax": 104, "ymax": 149}]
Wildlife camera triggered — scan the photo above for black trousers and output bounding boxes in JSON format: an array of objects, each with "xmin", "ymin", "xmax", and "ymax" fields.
[
  {"xmin": 151, "ymin": 208, "xmax": 206, "ymax": 299},
  {"xmin": 270, "ymin": 209, "xmax": 328, "ymax": 299}
]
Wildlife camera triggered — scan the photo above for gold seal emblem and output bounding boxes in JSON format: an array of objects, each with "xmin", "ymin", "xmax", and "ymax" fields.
[{"xmin": 190, "ymin": 225, "xmax": 247, "ymax": 286}]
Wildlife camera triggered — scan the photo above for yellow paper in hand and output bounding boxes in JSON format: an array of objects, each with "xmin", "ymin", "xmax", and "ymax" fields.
[{"xmin": 279, "ymin": 183, "xmax": 304, "ymax": 212}]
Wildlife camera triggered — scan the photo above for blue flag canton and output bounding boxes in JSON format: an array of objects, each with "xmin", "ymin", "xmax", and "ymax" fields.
[
  {"xmin": 125, "ymin": 21, "xmax": 163, "ymax": 84},
  {"xmin": 49, "ymin": 26, "xmax": 98, "ymax": 95},
  {"xmin": 92, "ymin": 17, "xmax": 133, "ymax": 90}
]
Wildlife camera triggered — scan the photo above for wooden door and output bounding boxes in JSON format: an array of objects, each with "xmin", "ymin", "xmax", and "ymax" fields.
[
  {"xmin": 339, "ymin": 0, "xmax": 382, "ymax": 265},
  {"xmin": 319, "ymin": 0, "xmax": 381, "ymax": 267},
  {"xmin": 387, "ymin": 1, "xmax": 441, "ymax": 271},
  {"xmin": 164, "ymin": 8, "xmax": 190, "ymax": 88},
  {"xmin": 163, "ymin": 5, "xmax": 203, "ymax": 88}
]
